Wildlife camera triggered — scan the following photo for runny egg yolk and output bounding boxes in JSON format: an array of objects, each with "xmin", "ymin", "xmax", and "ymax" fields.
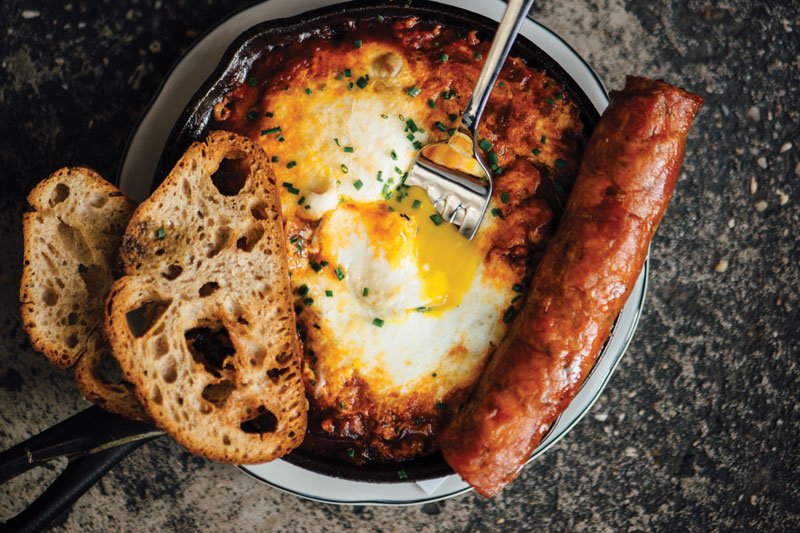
[{"xmin": 394, "ymin": 185, "xmax": 483, "ymax": 315}]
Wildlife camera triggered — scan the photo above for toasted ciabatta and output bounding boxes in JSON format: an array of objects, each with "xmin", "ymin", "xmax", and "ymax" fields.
[
  {"xmin": 105, "ymin": 131, "xmax": 306, "ymax": 463},
  {"xmin": 20, "ymin": 167, "xmax": 148, "ymax": 421}
]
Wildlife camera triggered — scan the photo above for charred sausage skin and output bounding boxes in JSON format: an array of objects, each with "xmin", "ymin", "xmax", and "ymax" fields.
[{"xmin": 437, "ymin": 76, "xmax": 703, "ymax": 497}]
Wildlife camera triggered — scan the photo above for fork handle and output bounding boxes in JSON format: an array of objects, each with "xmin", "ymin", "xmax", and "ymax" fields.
[{"xmin": 461, "ymin": 0, "xmax": 537, "ymax": 136}]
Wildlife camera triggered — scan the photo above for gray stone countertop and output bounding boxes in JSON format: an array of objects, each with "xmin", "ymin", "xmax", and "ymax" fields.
[{"xmin": 1, "ymin": 0, "xmax": 798, "ymax": 530}]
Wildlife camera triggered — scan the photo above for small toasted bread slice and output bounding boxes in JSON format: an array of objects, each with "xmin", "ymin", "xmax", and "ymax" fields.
[
  {"xmin": 20, "ymin": 167, "xmax": 148, "ymax": 420},
  {"xmin": 106, "ymin": 131, "xmax": 306, "ymax": 463}
]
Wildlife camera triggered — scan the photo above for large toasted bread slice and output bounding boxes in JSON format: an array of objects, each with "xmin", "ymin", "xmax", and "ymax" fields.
[
  {"xmin": 20, "ymin": 167, "xmax": 148, "ymax": 421},
  {"xmin": 105, "ymin": 131, "xmax": 306, "ymax": 463}
]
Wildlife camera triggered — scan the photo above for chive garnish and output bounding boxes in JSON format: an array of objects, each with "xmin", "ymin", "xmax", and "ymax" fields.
[
  {"xmin": 479, "ymin": 138, "xmax": 492, "ymax": 152},
  {"xmin": 354, "ymin": 39, "xmax": 362, "ymax": 48},
  {"xmin": 334, "ymin": 267, "xmax": 345, "ymax": 281},
  {"xmin": 286, "ymin": 186, "xmax": 300, "ymax": 195},
  {"xmin": 532, "ymin": 148, "xmax": 541, "ymax": 156},
  {"xmin": 439, "ymin": 53, "xmax": 449, "ymax": 62},
  {"xmin": 277, "ymin": 136, "xmax": 285, "ymax": 142},
  {"xmin": 406, "ymin": 86, "xmax": 421, "ymax": 97},
  {"xmin": 325, "ymin": 290, "xmax": 333, "ymax": 297},
  {"xmin": 286, "ymin": 161, "xmax": 297, "ymax": 169},
  {"xmin": 512, "ymin": 283, "xmax": 524, "ymax": 293},
  {"xmin": 347, "ymin": 448, "xmax": 356, "ymax": 458},
  {"xmin": 447, "ymin": 128, "xmax": 456, "ymax": 136},
  {"xmin": 390, "ymin": 150, "xmax": 398, "ymax": 160},
  {"xmin": 413, "ymin": 141, "xmax": 422, "ymax": 150},
  {"xmin": 441, "ymin": 90, "xmax": 455, "ymax": 99},
  {"xmin": 376, "ymin": 170, "xmax": 383, "ymax": 181},
  {"xmin": 298, "ymin": 285, "xmax": 310, "ymax": 296},
  {"xmin": 435, "ymin": 402, "xmax": 446, "ymax": 410},
  {"xmin": 555, "ymin": 159, "xmax": 567, "ymax": 169},
  {"xmin": 343, "ymin": 146, "xmax": 354, "ymax": 153},
  {"xmin": 265, "ymin": 111, "xmax": 274, "ymax": 117},
  {"xmin": 155, "ymin": 227, "xmax": 165, "ymax": 239},
  {"xmin": 380, "ymin": 113, "xmax": 389, "ymax": 119},
  {"xmin": 353, "ymin": 179, "xmax": 363, "ymax": 190},
  {"xmin": 412, "ymin": 199, "xmax": 422, "ymax": 209},
  {"xmin": 320, "ymin": 260, "xmax": 329, "ymax": 267},
  {"xmin": 545, "ymin": 97, "xmax": 555, "ymax": 104},
  {"xmin": 356, "ymin": 76, "xmax": 368, "ymax": 89},
  {"xmin": 397, "ymin": 469, "xmax": 408, "ymax": 480},
  {"xmin": 247, "ymin": 75, "xmax": 257, "ymax": 87},
  {"xmin": 303, "ymin": 298, "xmax": 314, "ymax": 306},
  {"xmin": 340, "ymin": 163, "xmax": 349, "ymax": 174},
  {"xmin": 305, "ymin": 87, "xmax": 312, "ymax": 95},
  {"xmin": 362, "ymin": 287, "xmax": 369, "ymax": 297},
  {"xmin": 541, "ymin": 135, "xmax": 547, "ymax": 144},
  {"xmin": 491, "ymin": 207, "xmax": 503, "ymax": 218},
  {"xmin": 298, "ymin": 196, "xmax": 305, "ymax": 205},
  {"xmin": 427, "ymin": 99, "xmax": 436, "ymax": 109},
  {"xmin": 271, "ymin": 155, "xmax": 279, "ymax": 163},
  {"xmin": 405, "ymin": 118, "xmax": 418, "ymax": 132},
  {"xmin": 372, "ymin": 318, "xmax": 385, "ymax": 327},
  {"xmin": 555, "ymin": 92, "xmax": 563, "ymax": 100},
  {"xmin": 246, "ymin": 110, "xmax": 258, "ymax": 121},
  {"xmin": 310, "ymin": 261, "xmax": 322, "ymax": 272},
  {"xmin": 347, "ymin": 82, "xmax": 354, "ymax": 90},
  {"xmin": 261, "ymin": 126, "xmax": 281, "ymax": 135},
  {"xmin": 344, "ymin": 68, "xmax": 352, "ymax": 77},
  {"xmin": 435, "ymin": 121, "xmax": 447, "ymax": 132},
  {"xmin": 474, "ymin": 51, "xmax": 483, "ymax": 59},
  {"xmin": 376, "ymin": 14, "xmax": 385, "ymax": 23},
  {"xmin": 503, "ymin": 306, "xmax": 516, "ymax": 324},
  {"xmin": 488, "ymin": 151, "xmax": 499, "ymax": 168},
  {"xmin": 501, "ymin": 191, "xmax": 510, "ymax": 203},
  {"xmin": 430, "ymin": 214, "xmax": 444, "ymax": 226}
]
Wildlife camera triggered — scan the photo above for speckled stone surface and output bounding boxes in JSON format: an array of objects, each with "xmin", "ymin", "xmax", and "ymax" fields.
[{"xmin": 1, "ymin": 0, "xmax": 798, "ymax": 530}]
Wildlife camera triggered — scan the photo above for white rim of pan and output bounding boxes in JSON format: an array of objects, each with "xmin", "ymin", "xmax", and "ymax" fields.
[{"xmin": 117, "ymin": 0, "xmax": 644, "ymax": 506}]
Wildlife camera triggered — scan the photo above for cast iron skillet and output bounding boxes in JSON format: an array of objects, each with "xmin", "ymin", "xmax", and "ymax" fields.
[{"xmin": 0, "ymin": 1, "xmax": 600, "ymax": 529}]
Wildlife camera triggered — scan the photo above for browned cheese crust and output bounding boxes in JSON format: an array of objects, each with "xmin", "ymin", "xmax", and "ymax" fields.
[{"xmin": 437, "ymin": 76, "xmax": 704, "ymax": 496}]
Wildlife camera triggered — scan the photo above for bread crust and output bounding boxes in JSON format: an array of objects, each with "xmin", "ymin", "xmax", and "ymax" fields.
[
  {"xmin": 20, "ymin": 166, "xmax": 149, "ymax": 421},
  {"xmin": 105, "ymin": 131, "xmax": 307, "ymax": 463}
]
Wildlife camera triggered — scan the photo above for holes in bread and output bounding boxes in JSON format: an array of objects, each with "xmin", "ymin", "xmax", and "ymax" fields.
[
  {"xmin": 43, "ymin": 287, "xmax": 59, "ymax": 306},
  {"xmin": 50, "ymin": 183, "xmax": 70, "ymax": 206},
  {"xmin": 90, "ymin": 351, "xmax": 125, "ymax": 386},
  {"xmin": 151, "ymin": 334, "xmax": 169, "ymax": 359},
  {"xmin": 236, "ymin": 225, "xmax": 264, "ymax": 252},
  {"xmin": 57, "ymin": 222, "xmax": 91, "ymax": 263},
  {"xmin": 159, "ymin": 356, "xmax": 178, "ymax": 384},
  {"xmin": 162, "ymin": 264, "xmax": 183, "ymax": 281},
  {"xmin": 199, "ymin": 281, "xmax": 220, "ymax": 297},
  {"xmin": 240, "ymin": 406, "xmax": 278, "ymax": 434},
  {"xmin": 207, "ymin": 226, "xmax": 230, "ymax": 258},
  {"xmin": 77, "ymin": 263, "xmax": 105, "ymax": 296},
  {"xmin": 151, "ymin": 385, "xmax": 163, "ymax": 405},
  {"xmin": 266, "ymin": 367, "xmax": 289, "ymax": 383},
  {"xmin": 250, "ymin": 202, "xmax": 277, "ymax": 222},
  {"xmin": 88, "ymin": 192, "xmax": 108, "ymax": 208},
  {"xmin": 67, "ymin": 312, "xmax": 78, "ymax": 326},
  {"xmin": 222, "ymin": 434, "xmax": 231, "ymax": 446},
  {"xmin": 201, "ymin": 380, "xmax": 235, "ymax": 408},
  {"xmin": 65, "ymin": 334, "xmax": 79, "ymax": 349},
  {"xmin": 185, "ymin": 326, "xmax": 235, "ymax": 378},
  {"xmin": 126, "ymin": 299, "xmax": 171, "ymax": 338},
  {"xmin": 211, "ymin": 153, "xmax": 250, "ymax": 196}
]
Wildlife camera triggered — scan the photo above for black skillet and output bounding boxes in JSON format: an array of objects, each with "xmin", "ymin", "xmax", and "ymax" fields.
[{"xmin": 0, "ymin": 1, "xmax": 600, "ymax": 530}]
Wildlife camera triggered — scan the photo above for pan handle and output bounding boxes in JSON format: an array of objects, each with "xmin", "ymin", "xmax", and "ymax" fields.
[{"xmin": 0, "ymin": 406, "xmax": 163, "ymax": 532}]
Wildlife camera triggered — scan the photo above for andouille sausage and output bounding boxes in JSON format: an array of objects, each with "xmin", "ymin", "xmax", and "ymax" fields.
[{"xmin": 437, "ymin": 76, "xmax": 703, "ymax": 497}]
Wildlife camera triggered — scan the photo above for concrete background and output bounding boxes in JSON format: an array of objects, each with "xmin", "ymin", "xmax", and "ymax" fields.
[{"xmin": 1, "ymin": 0, "xmax": 798, "ymax": 530}]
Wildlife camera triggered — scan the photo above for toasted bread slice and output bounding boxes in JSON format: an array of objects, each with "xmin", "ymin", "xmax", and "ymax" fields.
[
  {"xmin": 105, "ymin": 131, "xmax": 306, "ymax": 463},
  {"xmin": 20, "ymin": 167, "xmax": 148, "ymax": 421}
]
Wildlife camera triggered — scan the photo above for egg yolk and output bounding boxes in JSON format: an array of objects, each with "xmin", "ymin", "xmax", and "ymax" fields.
[{"xmin": 394, "ymin": 185, "xmax": 483, "ymax": 315}]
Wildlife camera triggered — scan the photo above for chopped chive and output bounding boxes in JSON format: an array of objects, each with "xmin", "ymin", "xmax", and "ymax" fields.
[
  {"xmin": 447, "ymin": 128, "xmax": 456, "ymax": 136},
  {"xmin": 406, "ymin": 133, "xmax": 415, "ymax": 141},
  {"xmin": 303, "ymin": 297, "xmax": 314, "ymax": 306},
  {"xmin": 415, "ymin": 306, "xmax": 430, "ymax": 312},
  {"xmin": 340, "ymin": 163, "xmax": 349, "ymax": 174},
  {"xmin": 431, "ymin": 372, "xmax": 438, "ymax": 377},
  {"xmin": 376, "ymin": 14, "xmax": 385, "ymax": 22},
  {"xmin": 545, "ymin": 97, "xmax": 555, "ymax": 105},
  {"xmin": 405, "ymin": 118, "xmax": 418, "ymax": 132},
  {"xmin": 286, "ymin": 186, "xmax": 300, "ymax": 195},
  {"xmin": 310, "ymin": 261, "xmax": 322, "ymax": 272},
  {"xmin": 334, "ymin": 267, "xmax": 345, "ymax": 281},
  {"xmin": 347, "ymin": 82, "xmax": 354, "ymax": 90},
  {"xmin": 247, "ymin": 75, "xmax": 257, "ymax": 87},
  {"xmin": 312, "ymin": 323, "xmax": 321, "ymax": 330},
  {"xmin": 265, "ymin": 111, "xmax": 274, "ymax": 117},
  {"xmin": 555, "ymin": 92, "xmax": 563, "ymax": 100},
  {"xmin": 397, "ymin": 469, "xmax": 408, "ymax": 480},
  {"xmin": 427, "ymin": 98, "xmax": 436, "ymax": 109},
  {"xmin": 362, "ymin": 287, "xmax": 369, "ymax": 297},
  {"xmin": 501, "ymin": 191, "xmax": 510, "ymax": 203},
  {"xmin": 333, "ymin": 137, "xmax": 341, "ymax": 146},
  {"xmin": 439, "ymin": 53, "xmax": 449, "ymax": 62},
  {"xmin": 286, "ymin": 161, "xmax": 297, "ymax": 169},
  {"xmin": 503, "ymin": 306, "xmax": 516, "ymax": 324},
  {"xmin": 434, "ymin": 121, "xmax": 447, "ymax": 132},
  {"xmin": 494, "ymin": 167, "xmax": 503, "ymax": 176},
  {"xmin": 325, "ymin": 290, "xmax": 333, "ymax": 298},
  {"xmin": 353, "ymin": 179, "xmax": 363, "ymax": 190},
  {"xmin": 344, "ymin": 68, "xmax": 352, "ymax": 77},
  {"xmin": 479, "ymin": 138, "xmax": 492, "ymax": 152},
  {"xmin": 246, "ymin": 110, "xmax": 258, "ymax": 121},
  {"xmin": 356, "ymin": 76, "xmax": 368, "ymax": 89},
  {"xmin": 541, "ymin": 135, "xmax": 547, "ymax": 144},
  {"xmin": 343, "ymin": 146, "xmax": 355, "ymax": 153},
  {"xmin": 376, "ymin": 170, "xmax": 383, "ymax": 181},
  {"xmin": 390, "ymin": 150, "xmax": 398, "ymax": 160},
  {"xmin": 448, "ymin": 113, "xmax": 458, "ymax": 122},
  {"xmin": 498, "ymin": 81, "xmax": 506, "ymax": 88},
  {"xmin": 380, "ymin": 113, "xmax": 388, "ymax": 119},
  {"xmin": 412, "ymin": 140, "xmax": 422, "ymax": 150},
  {"xmin": 354, "ymin": 39, "xmax": 362, "ymax": 48},
  {"xmin": 512, "ymin": 294, "xmax": 522, "ymax": 303},
  {"xmin": 406, "ymin": 86, "xmax": 421, "ymax": 97},
  {"xmin": 394, "ymin": 166, "xmax": 403, "ymax": 175},
  {"xmin": 155, "ymin": 227, "xmax": 165, "ymax": 239},
  {"xmin": 282, "ymin": 181, "xmax": 293, "ymax": 188},
  {"xmin": 297, "ymin": 284, "xmax": 310, "ymax": 296},
  {"xmin": 532, "ymin": 148, "xmax": 542, "ymax": 156},
  {"xmin": 555, "ymin": 159, "xmax": 567, "ymax": 169},
  {"xmin": 346, "ymin": 448, "xmax": 356, "ymax": 458},
  {"xmin": 261, "ymin": 126, "xmax": 281, "ymax": 135},
  {"xmin": 430, "ymin": 214, "xmax": 444, "ymax": 226},
  {"xmin": 320, "ymin": 260, "xmax": 329, "ymax": 267},
  {"xmin": 277, "ymin": 136, "xmax": 285, "ymax": 142},
  {"xmin": 298, "ymin": 196, "xmax": 305, "ymax": 205},
  {"xmin": 271, "ymin": 155, "xmax": 279, "ymax": 163},
  {"xmin": 487, "ymin": 151, "xmax": 499, "ymax": 168},
  {"xmin": 491, "ymin": 207, "xmax": 504, "ymax": 219},
  {"xmin": 435, "ymin": 402, "xmax": 446, "ymax": 410},
  {"xmin": 335, "ymin": 74, "xmax": 343, "ymax": 80},
  {"xmin": 305, "ymin": 87, "xmax": 312, "ymax": 95},
  {"xmin": 372, "ymin": 318, "xmax": 385, "ymax": 327},
  {"xmin": 411, "ymin": 199, "xmax": 422, "ymax": 209},
  {"xmin": 512, "ymin": 283, "xmax": 524, "ymax": 293},
  {"xmin": 441, "ymin": 90, "xmax": 455, "ymax": 99}
]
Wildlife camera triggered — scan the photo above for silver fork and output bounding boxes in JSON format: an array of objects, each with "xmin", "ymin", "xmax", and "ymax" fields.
[{"xmin": 405, "ymin": 0, "xmax": 537, "ymax": 239}]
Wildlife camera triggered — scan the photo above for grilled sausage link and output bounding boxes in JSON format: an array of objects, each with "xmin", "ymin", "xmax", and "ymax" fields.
[{"xmin": 437, "ymin": 76, "xmax": 703, "ymax": 497}]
